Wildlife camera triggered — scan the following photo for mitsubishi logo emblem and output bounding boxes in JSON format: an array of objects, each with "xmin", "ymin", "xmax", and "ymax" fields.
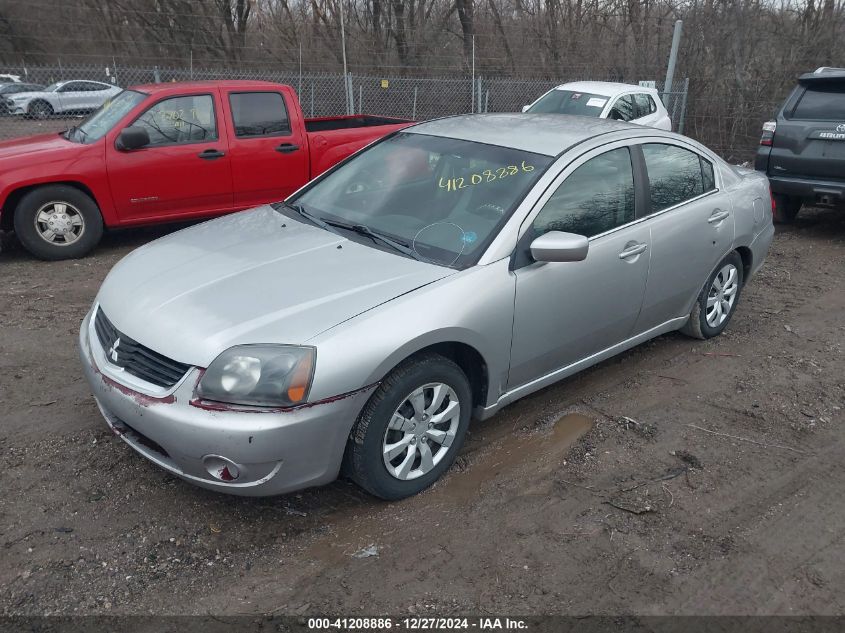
[
  {"xmin": 108, "ymin": 337, "xmax": 121, "ymax": 363},
  {"xmin": 837, "ymin": 123, "xmax": 845, "ymax": 133}
]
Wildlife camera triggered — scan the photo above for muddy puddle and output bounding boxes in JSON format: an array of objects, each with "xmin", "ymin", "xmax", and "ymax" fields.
[{"xmin": 307, "ymin": 411, "xmax": 594, "ymax": 563}]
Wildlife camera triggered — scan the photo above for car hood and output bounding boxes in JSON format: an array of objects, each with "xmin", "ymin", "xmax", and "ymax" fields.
[
  {"xmin": 96, "ymin": 205, "xmax": 454, "ymax": 367},
  {"xmin": 0, "ymin": 132, "xmax": 79, "ymax": 162}
]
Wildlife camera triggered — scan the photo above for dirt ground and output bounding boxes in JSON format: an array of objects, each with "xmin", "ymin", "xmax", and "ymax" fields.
[{"xmin": 0, "ymin": 208, "xmax": 843, "ymax": 617}]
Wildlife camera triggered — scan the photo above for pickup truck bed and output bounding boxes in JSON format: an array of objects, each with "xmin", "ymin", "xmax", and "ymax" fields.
[{"xmin": 0, "ymin": 80, "xmax": 413, "ymax": 259}]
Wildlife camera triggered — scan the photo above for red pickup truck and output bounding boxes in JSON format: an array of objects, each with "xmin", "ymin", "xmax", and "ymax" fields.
[{"xmin": 0, "ymin": 81, "xmax": 411, "ymax": 259}]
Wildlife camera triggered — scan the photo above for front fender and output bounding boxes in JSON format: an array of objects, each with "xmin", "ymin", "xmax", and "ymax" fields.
[{"xmin": 306, "ymin": 258, "xmax": 516, "ymax": 409}]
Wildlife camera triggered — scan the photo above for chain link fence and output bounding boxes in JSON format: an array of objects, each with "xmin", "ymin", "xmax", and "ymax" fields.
[{"xmin": 0, "ymin": 62, "xmax": 690, "ymax": 143}]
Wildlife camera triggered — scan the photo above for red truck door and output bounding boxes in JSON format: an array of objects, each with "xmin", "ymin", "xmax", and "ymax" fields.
[
  {"xmin": 107, "ymin": 90, "xmax": 234, "ymax": 222},
  {"xmin": 223, "ymin": 89, "xmax": 310, "ymax": 207}
]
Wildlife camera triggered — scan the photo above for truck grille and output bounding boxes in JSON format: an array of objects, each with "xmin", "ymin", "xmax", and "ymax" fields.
[{"xmin": 94, "ymin": 308, "xmax": 191, "ymax": 389}]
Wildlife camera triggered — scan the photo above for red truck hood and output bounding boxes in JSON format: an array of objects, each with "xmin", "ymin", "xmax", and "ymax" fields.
[{"xmin": 0, "ymin": 132, "xmax": 81, "ymax": 162}]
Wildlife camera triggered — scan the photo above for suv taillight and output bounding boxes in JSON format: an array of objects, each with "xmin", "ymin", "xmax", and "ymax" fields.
[{"xmin": 760, "ymin": 120, "xmax": 777, "ymax": 146}]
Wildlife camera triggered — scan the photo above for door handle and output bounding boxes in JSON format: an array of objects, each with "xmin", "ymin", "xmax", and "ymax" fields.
[
  {"xmin": 275, "ymin": 143, "xmax": 300, "ymax": 154},
  {"xmin": 618, "ymin": 243, "xmax": 648, "ymax": 259},
  {"xmin": 198, "ymin": 149, "xmax": 225, "ymax": 160},
  {"xmin": 708, "ymin": 209, "xmax": 730, "ymax": 224}
]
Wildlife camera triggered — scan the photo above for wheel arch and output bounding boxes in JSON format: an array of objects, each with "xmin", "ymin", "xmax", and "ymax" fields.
[
  {"xmin": 1, "ymin": 181, "xmax": 102, "ymax": 232},
  {"xmin": 735, "ymin": 245, "xmax": 753, "ymax": 283},
  {"xmin": 26, "ymin": 98, "xmax": 53, "ymax": 115},
  {"xmin": 366, "ymin": 338, "xmax": 491, "ymax": 413}
]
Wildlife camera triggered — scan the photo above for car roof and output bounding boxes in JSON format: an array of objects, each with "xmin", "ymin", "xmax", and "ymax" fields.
[
  {"xmin": 549, "ymin": 81, "xmax": 658, "ymax": 97},
  {"xmin": 130, "ymin": 80, "xmax": 283, "ymax": 94},
  {"xmin": 405, "ymin": 113, "xmax": 652, "ymax": 156}
]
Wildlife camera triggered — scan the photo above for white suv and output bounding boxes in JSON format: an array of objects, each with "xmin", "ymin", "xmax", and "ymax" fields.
[{"xmin": 523, "ymin": 81, "xmax": 672, "ymax": 131}]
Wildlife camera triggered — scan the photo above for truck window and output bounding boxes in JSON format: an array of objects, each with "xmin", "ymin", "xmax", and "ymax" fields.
[
  {"xmin": 229, "ymin": 92, "xmax": 291, "ymax": 137},
  {"xmin": 133, "ymin": 94, "xmax": 218, "ymax": 146},
  {"xmin": 791, "ymin": 84, "xmax": 845, "ymax": 120}
]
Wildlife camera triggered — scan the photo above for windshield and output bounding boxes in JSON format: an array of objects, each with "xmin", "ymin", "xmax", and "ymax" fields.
[
  {"xmin": 527, "ymin": 89, "xmax": 609, "ymax": 116},
  {"xmin": 291, "ymin": 132, "xmax": 552, "ymax": 269},
  {"xmin": 69, "ymin": 90, "xmax": 144, "ymax": 143}
]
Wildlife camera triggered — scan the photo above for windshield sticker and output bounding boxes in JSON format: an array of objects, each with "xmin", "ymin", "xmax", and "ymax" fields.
[
  {"xmin": 586, "ymin": 97, "xmax": 607, "ymax": 108},
  {"xmin": 461, "ymin": 231, "xmax": 478, "ymax": 244},
  {"xmin": 438, "ymin": 161, "xmax": 536, "ymax": 192},
  {"xmin": 571, "ymin": 93, "xmax": 582, "ymax": 100}
]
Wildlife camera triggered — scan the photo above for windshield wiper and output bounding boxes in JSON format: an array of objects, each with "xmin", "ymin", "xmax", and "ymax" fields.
[
  {"xmin": 278, "ymin": 202, "xmax": 424, "ymax": 262},
  {"xmin": 343, "ymin": 223, "xmax": 423, "ymax": 261},
  {"xmin": 281, "ymin": 202, "xmax": 343, "ymax": 238}
]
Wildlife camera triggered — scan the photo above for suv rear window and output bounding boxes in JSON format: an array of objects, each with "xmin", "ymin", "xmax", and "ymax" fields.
[{"xmin": 791, "ymin": 84, "xmax": 845, "ymax": 120}]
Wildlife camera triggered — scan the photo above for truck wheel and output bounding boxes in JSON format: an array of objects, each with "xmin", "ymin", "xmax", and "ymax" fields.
[
  {"xmin": 680, "ymin": 251, "xmax": 744, "ymax": 340},
  {"xmin": 344, "ymin": 353, "xmax": 472, "ymax": 500},
  {"xmin": 13, "ymin": 185, "xmax": 104, "ymax": 260},
  {"xmin": 27, "ymin": 100, "xmax": 53, "ymax": 120},
  {"xmin": 772, "ymin": 194, "xmax": 801, "ymax": 224}
]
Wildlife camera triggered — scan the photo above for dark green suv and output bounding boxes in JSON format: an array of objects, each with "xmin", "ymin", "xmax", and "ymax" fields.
[{"xmin": 755, "ymin": 67, "xmax": 845, "ymax": 223}]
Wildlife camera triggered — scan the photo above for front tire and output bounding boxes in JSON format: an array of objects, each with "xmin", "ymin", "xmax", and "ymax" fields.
[
  {"xmin": 344, "ymin": 353, "xmax": 472, "ymax": 500},
  {"xmin": 772, "ymin": 194, "xmax": 801, "ymax": 224},
  {"xmin": 13, "ymin": 185, "xmax": 104, "ymax": 260},
  {"xmin": 27, "ymin": 100, "xmax": 53, "ymax": 120},
  {"xmin": 681, "ymin": 251, "xmax": 744, "ymax": 340}
]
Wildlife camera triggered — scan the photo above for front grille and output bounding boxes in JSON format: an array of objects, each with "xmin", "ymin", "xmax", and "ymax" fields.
[{"xmin": 94, "ymin": 308, "xmax": 191, "ymax": 389}]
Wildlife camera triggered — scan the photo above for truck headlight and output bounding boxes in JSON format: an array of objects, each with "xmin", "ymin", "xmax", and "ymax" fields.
[{"xmin": 196, "ymin": 345, "xmax": 315, "ymax": 407}]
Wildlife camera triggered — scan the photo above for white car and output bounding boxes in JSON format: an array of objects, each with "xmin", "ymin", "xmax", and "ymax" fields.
[
  {"xmin": 5, "ymin": 80, "xmax": 122, "ymax": 119},
  {"xmin": 523, "ymin": 81, "xmax": 672, "ymax": 131}
]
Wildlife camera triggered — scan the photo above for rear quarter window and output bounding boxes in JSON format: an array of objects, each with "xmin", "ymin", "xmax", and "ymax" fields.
[{"xmin": 790, "ymin": 84, "xmax": 845, "ymax": 120}]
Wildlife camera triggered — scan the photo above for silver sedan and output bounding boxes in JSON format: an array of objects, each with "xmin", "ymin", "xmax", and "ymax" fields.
[{"xmin": 79, "ymin": 114, "xmax": 774, "ymax": 500}]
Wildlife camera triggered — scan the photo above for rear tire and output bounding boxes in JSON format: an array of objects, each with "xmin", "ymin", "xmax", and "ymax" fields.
[
  {"xmin": 772, "ymin": 194, "xmax": 801, "ymax": 224},
  {"xmin": 344, "ymin": 353, "xmax": 472, "ymax": 500},
  {"xmin": 27, "ymin": 100, "xmax": 53, "ymax": 120},
  {"xmin": 680, "ymin": 251, "xmax": 744, "ymax": 340},
  {"xmin": 13, "ymin": 185, "xmax": 104, "ymax": 260}
]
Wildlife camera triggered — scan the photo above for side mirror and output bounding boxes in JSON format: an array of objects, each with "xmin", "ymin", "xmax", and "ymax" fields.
[
  {"xmin": 521, "ymin": 105, "xmax": 531, "ymax": 113},
  {"xmin": 529, "ymin": 231, "xmax": 589, "ymax": 263},
  {"xmin": 116, "ymin": 126, "xmax": 150, "ymax": 151}
]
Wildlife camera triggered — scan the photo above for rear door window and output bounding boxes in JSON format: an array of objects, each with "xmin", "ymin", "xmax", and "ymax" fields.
[
  {"xmin": 633, "ymin": 94, "xmax": 657, "ymax": 118},
  {"xmin": 229, "ymin": 92, "xmax": 291, "ymax": 137},
  {"xmin": 791, "ymin": 84, "xmax": 845, "ymax": 120},
  {"xmin": 642, "ymin": 143, "xmax": 707, "ymax": 212}
]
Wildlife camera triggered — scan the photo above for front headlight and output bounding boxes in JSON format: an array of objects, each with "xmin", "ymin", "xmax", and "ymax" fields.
[{"xmin": 196, "ymin": 345, "xmax": 315, "ymax": 407}]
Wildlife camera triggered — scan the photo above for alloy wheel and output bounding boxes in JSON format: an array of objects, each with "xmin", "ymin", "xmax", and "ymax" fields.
[
  {"xmin": 705, "ymin": 263, "xmax": 739, "ymax": 327},
  {"xmin": 33, "ymin": 201, "xmax": 85, "ymax": 246},
  {"xmin": 382, "ymin": 382, "xmax": 461, "ymax": 481}
]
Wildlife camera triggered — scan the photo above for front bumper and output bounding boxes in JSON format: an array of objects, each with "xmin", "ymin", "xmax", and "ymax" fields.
[{"xmin": 78, "ymin": 308, "xmax": 374, "ymax": 496}]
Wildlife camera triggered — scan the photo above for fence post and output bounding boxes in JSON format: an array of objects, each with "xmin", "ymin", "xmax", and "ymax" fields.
[
  {"xmin": 412, "ymin": 86, "xmax": 418, "ymax": 120},
  {"xmin": 663, "ymin": 20, "xmax": 683, "ymax": 106},
  {"xmin": 477, "ymin": 77, "xmax": 483, "ymax": 114},
  {"xmin": 153, "ymin": 66, "xmax": 161, "ymax": 83},
  {"xmin": 678, "ymin": 77, "xmax": 690, "ymax": 135},
  {"xmin": 359, "ymin": 85, "xmax": 363, "ymax": 114},
  {"xmin": 310, "ymin": 82, "xmax": 314, "ymax": 118},
  {"xmin": 346, "ymin": 73, "xmax": 354, "ymax": 116},
  {"xmin": 484, "ymin": 89, "xmax": 489, "ymax": 113},
  {"xmin": 471, "ymin": 35, "xmax": 475, "ymax": 113}
]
